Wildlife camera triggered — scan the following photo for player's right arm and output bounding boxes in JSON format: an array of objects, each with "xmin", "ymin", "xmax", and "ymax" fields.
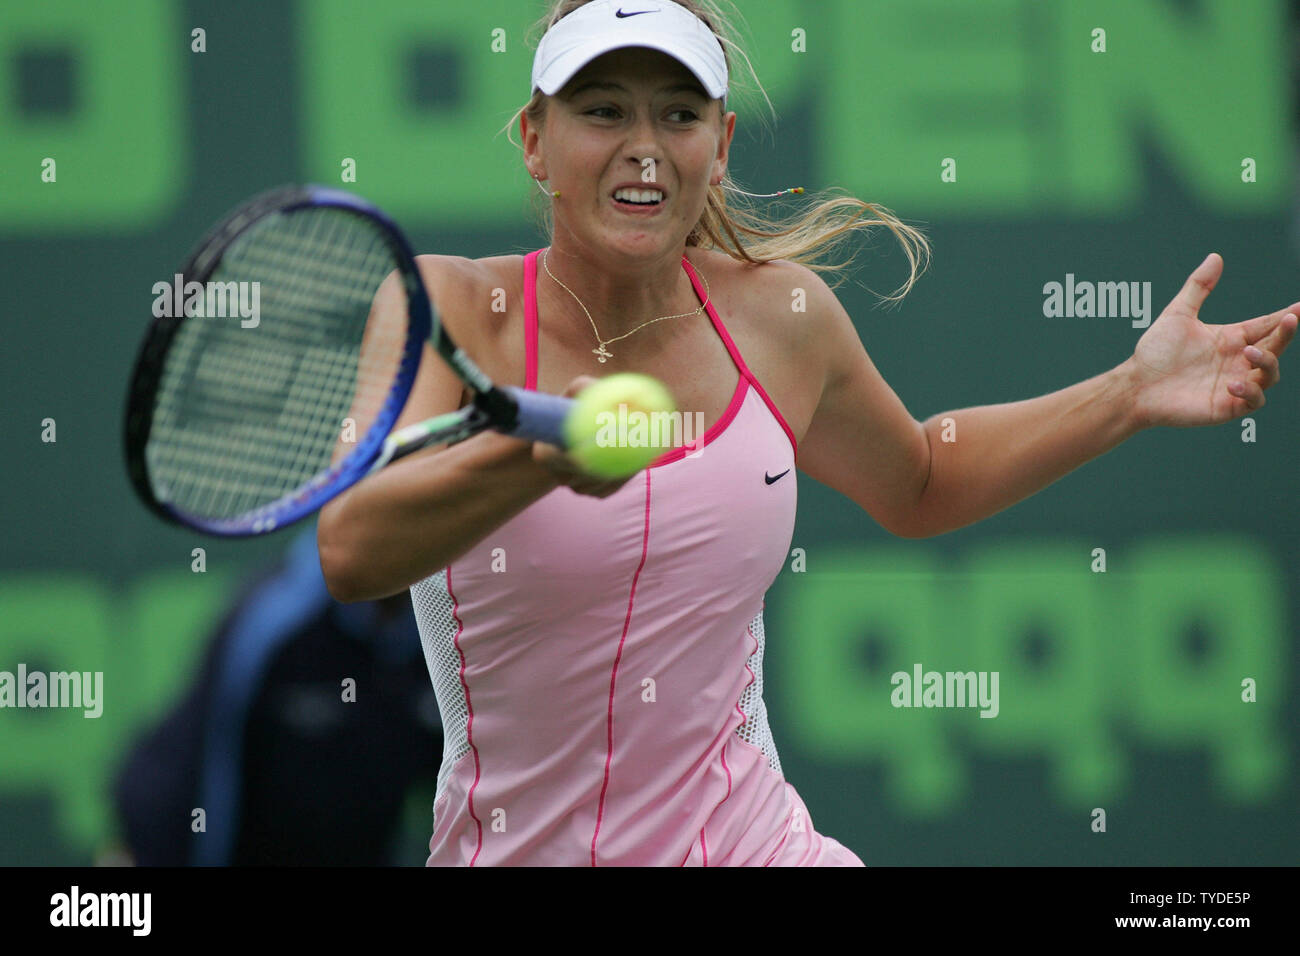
[{"xmin": 318, "ymin": 255, "xmax": 629, "ymax": 603}]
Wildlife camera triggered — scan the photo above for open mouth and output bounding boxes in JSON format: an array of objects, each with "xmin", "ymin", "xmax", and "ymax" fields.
[{"xmin": 613, "ymin": 187, "xmax": 665, "ymax": 207}]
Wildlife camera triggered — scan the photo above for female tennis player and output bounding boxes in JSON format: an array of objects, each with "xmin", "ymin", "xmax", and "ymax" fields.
[{"xmin": 317, "ymin": 0, "xmax": 1295, "ymax": 866}]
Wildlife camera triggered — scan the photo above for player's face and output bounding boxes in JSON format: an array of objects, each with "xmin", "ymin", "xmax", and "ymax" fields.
[{"xmin": 533, "ymin": 47, "xmax": 735, "ymax": 264}]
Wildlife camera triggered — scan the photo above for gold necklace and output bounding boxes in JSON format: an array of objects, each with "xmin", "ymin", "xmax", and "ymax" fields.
[{"xmin": 542, "ymin": 250, "xmax": 711, "ymax": 363}]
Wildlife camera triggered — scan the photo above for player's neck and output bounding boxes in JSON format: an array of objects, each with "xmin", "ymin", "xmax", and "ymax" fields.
[{"xmin": 540, "ymin": 240, "xmax": 704, "ymax": 349}]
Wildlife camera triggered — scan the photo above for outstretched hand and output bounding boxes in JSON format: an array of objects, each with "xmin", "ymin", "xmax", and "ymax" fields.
[{"xmin": 1129, "ymin": 253, "xmax": 1296, "ymax": 428}]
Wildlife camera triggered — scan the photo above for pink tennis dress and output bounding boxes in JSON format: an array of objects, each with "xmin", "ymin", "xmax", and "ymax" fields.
[{"xmin": 409, "ymin": 249, "xmax": 863, "ymax": 866}]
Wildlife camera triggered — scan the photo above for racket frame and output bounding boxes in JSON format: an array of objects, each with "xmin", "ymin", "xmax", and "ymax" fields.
[{"xmin": 126, "ymin": 185, "xmax": 462, "ymax": 536}]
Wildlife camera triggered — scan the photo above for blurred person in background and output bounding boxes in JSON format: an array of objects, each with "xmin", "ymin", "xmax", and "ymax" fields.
[{"xmin": 110, "ymin": 527, "xmax": 441, "ymax": 865}]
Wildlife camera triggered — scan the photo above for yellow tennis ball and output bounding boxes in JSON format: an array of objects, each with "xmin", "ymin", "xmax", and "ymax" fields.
[{"xmin": 563, "ymin": 373, "xmax": 678, "ymax": 478}]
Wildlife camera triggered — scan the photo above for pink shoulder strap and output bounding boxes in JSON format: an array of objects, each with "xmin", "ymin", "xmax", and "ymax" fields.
[
  {"xmin": 523, "ymin": 250, "xmax": 541, "ymax": 391},
  {"xmin": 680, "ymin": 255, "xmax": 797, "ymax": 456}
]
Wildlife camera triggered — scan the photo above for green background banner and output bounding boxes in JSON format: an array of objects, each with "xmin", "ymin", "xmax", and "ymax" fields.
[{"xmin": 1, "ymin": 0, "xmax": 1295, "ymax": 864}]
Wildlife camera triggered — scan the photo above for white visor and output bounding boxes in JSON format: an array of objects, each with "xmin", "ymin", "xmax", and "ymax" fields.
[{"xmin": 531, "ymin": 0, "xmax": 728, "ymax": 101}]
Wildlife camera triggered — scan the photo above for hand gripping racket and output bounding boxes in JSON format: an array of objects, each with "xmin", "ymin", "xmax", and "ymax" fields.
[{"xmin": 124, "ymin": 184, "xmax": 574, "ymax": 536}]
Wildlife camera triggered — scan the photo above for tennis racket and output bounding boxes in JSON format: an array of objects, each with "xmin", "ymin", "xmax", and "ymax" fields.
[{"xmin": 124, "ymin": 184, "xmax": 575, "ymax": 537}]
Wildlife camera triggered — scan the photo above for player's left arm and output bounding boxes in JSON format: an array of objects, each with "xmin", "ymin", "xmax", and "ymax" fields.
[
  {"xmin": 794, "ymin": 253, "xmax": 1297, "ymax": 539},
  {"xmin": 786, "ymin": 264, "xmax": 932, "ymax": 539}
]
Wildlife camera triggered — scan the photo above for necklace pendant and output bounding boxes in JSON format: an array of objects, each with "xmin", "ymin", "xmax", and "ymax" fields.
[{"xmin": 593, "ymin": 346, "xmax": 612, "ymax": 363}]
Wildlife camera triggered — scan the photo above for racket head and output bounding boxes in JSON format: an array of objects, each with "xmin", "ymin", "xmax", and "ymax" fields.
[{"xmin": 123, "ymin": 184, "xmax": 433, "ymax": 536}]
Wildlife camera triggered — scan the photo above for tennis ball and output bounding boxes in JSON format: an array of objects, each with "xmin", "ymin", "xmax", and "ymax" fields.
[{"xmin": 563, "ymin": 373, "xmax": 678, "ymax": 478}]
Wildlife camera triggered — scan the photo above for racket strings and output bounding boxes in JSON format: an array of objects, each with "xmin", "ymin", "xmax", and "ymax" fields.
[
  {"xmin": 148, "ymin": 206, "xmax": 410, "ymax": 520},
  {"xmin": 213, "ymin": 209, "xmax": 377, "ymax": 509}
]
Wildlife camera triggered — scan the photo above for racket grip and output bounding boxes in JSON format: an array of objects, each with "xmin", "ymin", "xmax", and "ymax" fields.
[{"xmin": 499, "ymin": 386, "xmax": 573, "ymax": 448}]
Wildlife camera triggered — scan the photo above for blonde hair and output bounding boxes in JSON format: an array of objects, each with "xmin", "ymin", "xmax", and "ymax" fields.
[{"xmin": 504, "ymin": 0, "xmax": 930, "ymax": 302}]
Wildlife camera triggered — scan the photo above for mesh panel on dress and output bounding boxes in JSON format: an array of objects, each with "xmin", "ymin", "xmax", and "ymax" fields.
[
  {"xmin": 735, "ymin": 606, "xmax": 783, "ymax": 777},
  {"xmin": 409, "ymin": 569, "xmax": 472, "ymax": 809}
]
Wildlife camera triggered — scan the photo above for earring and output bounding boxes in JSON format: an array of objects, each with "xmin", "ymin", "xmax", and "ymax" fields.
[{"xmin": 533, "ymin": 173, "xmax": 560, "ymax": 199}]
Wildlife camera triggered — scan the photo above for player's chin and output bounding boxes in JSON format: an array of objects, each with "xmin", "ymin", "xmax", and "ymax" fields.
[{"xmin": 598, "ymin": 215, "xmax": 685, "ymax": 257}]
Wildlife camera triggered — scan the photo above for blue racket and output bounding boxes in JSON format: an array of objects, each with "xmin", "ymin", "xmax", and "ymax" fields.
[{"xmin": 124, "ymin": 184, "xmax": 573, "ymax": 536}]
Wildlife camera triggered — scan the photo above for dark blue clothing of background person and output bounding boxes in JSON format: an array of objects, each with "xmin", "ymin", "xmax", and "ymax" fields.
[{"xmin": 113, "ymin": 527, "xmax": 440, "ymax": 865}]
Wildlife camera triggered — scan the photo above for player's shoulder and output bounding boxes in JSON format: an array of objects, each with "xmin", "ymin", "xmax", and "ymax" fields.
[
  {"xmin": 686, "ymin": 248, "xmax": 836, "ymax": 346},
  {"xmin": 412, "ymin": 253, "xmax": 527, "ymax": 343},
  {"xmin": 687, "ymin": 247, "xmax": 831, "ymax": 300},
  {"xmin": 751, "ymin": 255, "xmax": 834, "ymax": 304},
  {"xmin": 413, "ymin": 253, "xmax": 522, "ymax": 302},
  {"xmin": 413, "ymin": 254, "xmax": 525, "ymax": 303}
]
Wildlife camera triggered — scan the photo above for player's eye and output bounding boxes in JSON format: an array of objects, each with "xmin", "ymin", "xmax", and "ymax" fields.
[
  {"xmin": 586, "ymin": 106, "xmax": 620, "ymax": 119},
  {"xmin": 667, "ymin": 109, "xmax": 699, "ymax": 123}
]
